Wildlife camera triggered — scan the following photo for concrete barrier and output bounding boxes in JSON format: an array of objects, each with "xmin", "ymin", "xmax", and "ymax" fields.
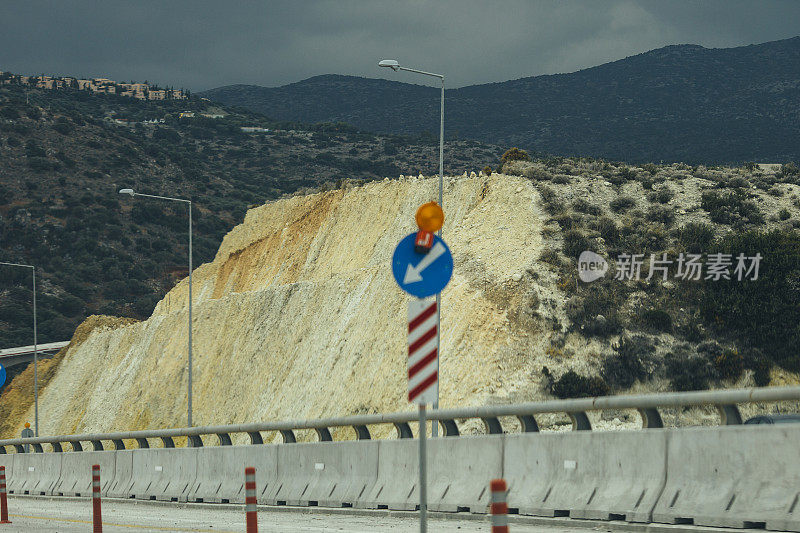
[
  {"xmin": 106, "ymin": 449, "xmax": 134, "ymax": 498},
  {"xmin": 652, "ymin": 425, "xmax": 800, "ymax": 531},
  {"xmin": 428, "ymin": 435, "xmax": 503, "ymax": 513},
  {"xmin": 265, "ymin": 441, "xmax": 379, "ymax": 508},
  {"xmin": 7, "ymin": 452, "xmax": 62, "ymax": 495},
  {"xmin": 126, "ymin": 449, "xmax": 197, "ymax": 502},
  {"xmin": 188, "ymin": 445, "xmax": 278, "ymax": 503},
  {"xmin": 52, "ymin": 451, "xmax": 116, "ymax": 497},
  {"xmin": 362, "ymin": 439, "xmax": 418, "ymax": 510},
  {"xmin": 504, "ymin": 430, "xmax": 666, "ymax": 522},
  {"xmin": 0, "ymin": 456, "xmax": 13, "ymax": 490},
  {"xmin": 363, "ymin": 435, "xmax": 503, "ymax": 513}
]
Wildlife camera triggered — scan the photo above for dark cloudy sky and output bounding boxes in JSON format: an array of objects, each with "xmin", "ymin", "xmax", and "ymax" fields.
[{"xmin": 1, "ymin": 1, "xmax": 798, "ymax": 91}]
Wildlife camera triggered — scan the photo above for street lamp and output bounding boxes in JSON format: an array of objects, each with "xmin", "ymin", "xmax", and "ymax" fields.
[
  {"xmin": 379, "ymin": 59, "xmax": 445, "ymax": 435},
  {"xmin": 0, "ymin": 262, "xmax": 38, "ymax": 436},
  {"xmin": 119, "ymin": 188, "xmax": 195, "ymax": 428}
]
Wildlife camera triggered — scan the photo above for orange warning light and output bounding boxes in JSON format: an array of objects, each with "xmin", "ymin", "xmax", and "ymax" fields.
[
  {"xmin": 24, "ymin": 423, "xmax": 30, "ymax": 429},
  {"xmin": 415, "ymin": 202, "xmax": 444, "ymax": 232}
]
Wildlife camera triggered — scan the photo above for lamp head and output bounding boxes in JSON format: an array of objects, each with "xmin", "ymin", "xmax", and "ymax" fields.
[
  {"xmin": 119, "ymin": 188, "xmax": 135, "ymax": 196},
  {"xmin": 378, "ymin": 59, "xmax": 400, "ymax": 72}
]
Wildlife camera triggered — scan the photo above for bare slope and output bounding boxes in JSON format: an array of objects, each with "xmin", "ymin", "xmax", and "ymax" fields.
[{"xmin": 11, "ymin": 174, "xmax": 561, "ymax": 439}]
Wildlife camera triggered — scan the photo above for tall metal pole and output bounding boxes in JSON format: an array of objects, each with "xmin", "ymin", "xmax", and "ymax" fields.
[
  {"xmin": 0, "ymin": 262, "xmax": 39, "ymax": 436},
  {"xmin": 32, "ymin": 268, "xmax": 38, "ymax": 437},
  {"xmin": 118, "ymin": 191, "xmax": 193, "ymax": 428},
  {"xmin": 418, "ymin": 404, "xmax": 428, "ymax": 533},
  {"xmin": 378, "ymin": 63, "xmax": 446, "ymax": 436},
  {"xmin": 433, "ymin": 76, "xmax": 444, "ymax": 437},
  {"xmin": 188, "ymin": 202, "xmax": 193, "ymax": 428}
]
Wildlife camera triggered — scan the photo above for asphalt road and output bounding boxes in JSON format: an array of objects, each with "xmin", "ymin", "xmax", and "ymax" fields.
[{"xmin": 5, "ymin": 495, "xmax": 617, "ymax": 532}]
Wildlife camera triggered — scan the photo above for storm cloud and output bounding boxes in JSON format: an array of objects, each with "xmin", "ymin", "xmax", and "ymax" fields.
[{"xmin": 1, "ymin": 0, "xmax": 798, "ymax": 91}]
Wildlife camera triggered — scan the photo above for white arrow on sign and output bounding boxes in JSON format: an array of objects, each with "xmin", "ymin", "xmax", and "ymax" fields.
[{"xmin": 403, "ymin": 241, "xmax": 446, "ymax": 284}]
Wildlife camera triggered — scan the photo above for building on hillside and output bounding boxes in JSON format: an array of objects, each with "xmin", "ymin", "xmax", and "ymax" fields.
[
  {"xmin": 241, "ymin": 126, "xmax": 270, "ymax": 133},
  {"xmin": 180, "ymin": 111, "xmax": 195, "ymax": 118}
]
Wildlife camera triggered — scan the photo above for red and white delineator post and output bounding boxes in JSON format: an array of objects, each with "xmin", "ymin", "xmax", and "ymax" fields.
[
  {"xmin": 92, "ymin": 464, "xmax": 102, "ymax": 533},
  {"xmin": 245, "ymin": 467, "xmax": 258, "ymax": 533},
  {"xmin": 0, "ymin": 466, "xmax": 10, "ymax": 524},
  {"xmin": 490, "ymin": 478, "xmax": 509, "ymax": 532}
]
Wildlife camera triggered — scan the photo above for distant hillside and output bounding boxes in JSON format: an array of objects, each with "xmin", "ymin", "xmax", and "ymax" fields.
[
  {"xmin": 0, "ymin": 82, "xmax": 502, "ymax": 348},
  {"xmin": 201, "ymin": 37, "xmax": 800, "ymax": 164}
]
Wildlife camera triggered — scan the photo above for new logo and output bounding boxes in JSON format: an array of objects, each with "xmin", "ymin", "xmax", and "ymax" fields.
[{"xmin": 578, "ymin": 251, "xmax": 608, "ymax": 283}]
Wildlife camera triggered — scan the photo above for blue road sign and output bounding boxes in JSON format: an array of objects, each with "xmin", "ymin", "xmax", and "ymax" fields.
[
  {"xmin": 392, "ymin": 233, "xmax": 453, "ymax": 298},
  {"xmin": 0, "ymin": 364, "xmax": 5, "ymax": 388}
]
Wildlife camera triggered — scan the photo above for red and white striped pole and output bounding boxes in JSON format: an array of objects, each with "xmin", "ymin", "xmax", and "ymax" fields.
[
  {"xmin": 92, "ymin": 464, "xmax": 102, "ymax": 533},
  {"xmin": 490, "ymin": 478, "xmax": 508, "ymax": 532},
  {"xmin": 0, "ymin": 466, "xmax": 11, "ymax": 524},
  {"xmin": 245, "ymin": 467, "xmax": 257, "ymax": 533}
]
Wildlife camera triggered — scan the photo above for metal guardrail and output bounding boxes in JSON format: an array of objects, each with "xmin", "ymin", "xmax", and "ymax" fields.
[{"xmin": 3, "ymin": 385, "xmax": 800, "ymax": 454}]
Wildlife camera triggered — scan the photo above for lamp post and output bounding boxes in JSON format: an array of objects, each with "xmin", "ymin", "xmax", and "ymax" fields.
[
  {"xmin": 379, "ymin": 59, "xmax": 445, "ymax": 436},
  {"xmin": 119, "ymin": 189, "xmax": 194, "ymax": 428},
  {"xmin": 0, "ymin": 262, "xmax": 38, "ymax": 436}
]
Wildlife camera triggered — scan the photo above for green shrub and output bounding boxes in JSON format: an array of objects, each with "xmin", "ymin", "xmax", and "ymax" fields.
[
  {"xmin": 642, "ymin": 163, "xmax": 658, "ymax": 175},
  {"xmin": 610, "ymin": 196, "xmax": 636, "ymax": 213},
  {"xmin": 500, "ymin": 147, "xmax": 530, "ymax": 167},
  {"xmin": 539, "ymin": 186, "xmax": 565, "ymax": 215},
  {"xmin": 553, "ymin": 174, "xmax": 571, "ymax": 185},
  {"xmin": 641, "ymin": 308, "xmax": 672, "ymax": 332},
  {"xmin": 573, "ymin": 198, "xmax": 602, "ymax": 216},
  {"xmin": 566, "ymin": 282, "xmax": 625, "ymax": 337},
  {"xmin": 667, "ymin": 354, "xmax": 713, "ymax": 391},
  {"xmin": 647, "ymin": 205, "xmax": 675, "ymax": 227},
  {"xmin": 603, "ymin": 336, "xmax": 653, "ymax": 389},
  {"xmin": 595, "ymin": 217, "xmax": 620, "ymax": 244},
  {"xmin": 779, "ymin": 208, "xmax": 791, "ymax": 221},
  {"xmin": 617, "ymin": 167, "xmax": 638, "ymax": 181},
  {"xmin": 701, "ymin": 190, "xmax": 764, "ymax": 226},
  {"xmin": 647, "ymin": 189, "xmax": 674, "ymax": 204},
  {"xmin": 699, "ymin": 229, "xmax": 800, "ymax": 370},
  {"xmin": 563, "ymin": 230, "xmax": 590, "ymax": 258},
  {"xmin": 714, "ymin": 349, "xmax": 744, "ymax": 380},
  {"xmin": 551, "ymin": 370, "xmax": 609, "ymax": 399},
  {"xmin": 677, "ymin": 222, "xmax": 715, "ymax": 253}
]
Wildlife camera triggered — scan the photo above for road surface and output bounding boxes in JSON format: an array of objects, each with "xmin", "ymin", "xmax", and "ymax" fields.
[{"xmin": 6, "ymin": 495, "xmax": 625, "ymax": 532}]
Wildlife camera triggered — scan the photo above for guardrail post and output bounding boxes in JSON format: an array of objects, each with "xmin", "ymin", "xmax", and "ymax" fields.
[
  {"xmin": 92, "ymin": 464, "xmax": 102, "ymax": 533},
  {"xmin": 0, "ymin": 466, "xmax": 11, "ymax": 524},
  {"xmin": 394, "ymin": 422, "xmax": 413, "ymax": 439},
  {"xmin": 112, "ymin": 440, "xmax": 125, "ymax": 451},
  {"xmin": 280, "ymin": 430, "xmax": 296, "ymax": 444},
  {"xmin": 248, "ymin": 432, "xmax": 263, "ymax": 445},
  {"xmin": 52, "ymin": 442, "xmax": 63, "ymax": 453},
  {"xmin": 717, "ymin": 404, "xmax": 742, "ymax": 425},
  {"xmin": 136, "ymin": 438, "xmax": 149, "ymax": 449},
  {"xmin": 216, "ymin": 433, "xmax": 232, "ymax": 446},
  {"xmin": 638, "ymin": 408, "xmax": 663, "ymax": 428},
  {"xmin": 440, "ymin": 419, "xmax": 459, "ymax": 437},
  {"xmin": 482, "ymin": 417, "xmax": 503, "ymax": 435},
  {"xmin": 91, "ymin": 440, "xmax": 104, "ymax": 451},
  {"xmin": 32, "ymin": 443, "xmax": 43, "ymax": 453},
  {"xmin": 0, "ymin": 447, "xmax": 5, "ymax": 455},
  {"xmin": 160, "ymin": 437, "xmax": 175, "ymax": 448},
  {"xmin": 315, "ymin": 428, "xmax": 332, "ymax": 442},
  {"xmin": 352, "ymin": 425, "xmax": 370, "ymax": 440},
  {"xmin": 188, "ymin": 435, "xmax": 203, "ymax": 448},
  {"xmin": 245, "ymin": 467, "xmax": 258, "ymax": 533},
  {"xmin": 516, "ymin": 415, "xmax": 539, "ymax": 432},
  {"xmin": 69, "ymin": 441, "xmax": 83, "ymax": 452},
  {"xmin": 570, "ymin": 412, "xmax": 592, "ymax": 431}
]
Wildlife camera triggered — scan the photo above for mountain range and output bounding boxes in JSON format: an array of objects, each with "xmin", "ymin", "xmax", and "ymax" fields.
[{"xmin": 201, "ymin": 36, "xmax": 800, "ymax": 164}]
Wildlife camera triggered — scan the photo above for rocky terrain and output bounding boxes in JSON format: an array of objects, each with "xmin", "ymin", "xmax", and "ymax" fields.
[{"xmin": 2, "ymin": 159, "xmax": 799, "ymax": 440}]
